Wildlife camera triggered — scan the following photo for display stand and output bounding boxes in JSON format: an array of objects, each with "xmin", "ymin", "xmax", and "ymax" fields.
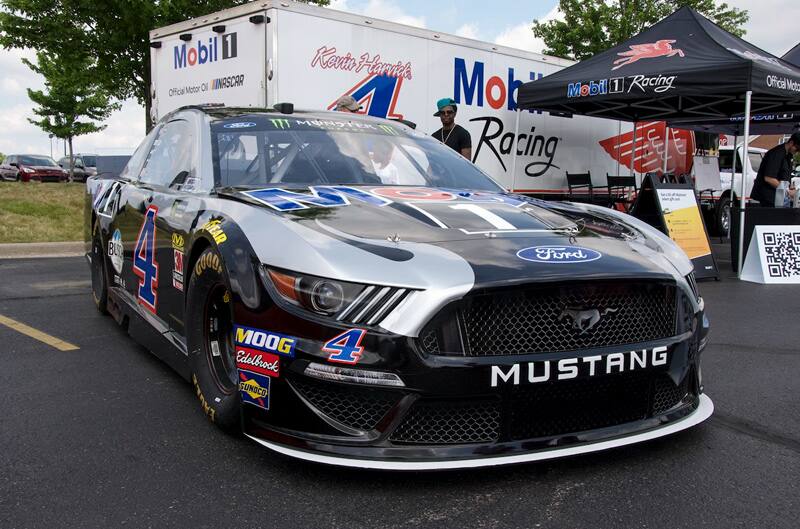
[
  {"xmin": 740, "ymin": 225, "xmax": 800, "ymax": 283},
  {"xmin": 631, "ymin": 174, "xmax": 719, "ymax": 280}
]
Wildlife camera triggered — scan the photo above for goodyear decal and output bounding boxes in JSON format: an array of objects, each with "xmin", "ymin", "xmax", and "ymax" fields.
[
  {"xmin": 238, "ymin": 370, "xmax": 270, "ymax": 410},
  {"xmin": 234, "ymin": 325, "xmax": 296, "ymax": 358},
  {"xmin": 194, "ymin": 251, "xmax": 222, "ymax": 277},
  {"xmin": 192, "ymin": 374, "xmax": 216, "ymax": 422},
  {"xmin": 202, "ymin": 219, "xmax": 227, "ymax": 244}
]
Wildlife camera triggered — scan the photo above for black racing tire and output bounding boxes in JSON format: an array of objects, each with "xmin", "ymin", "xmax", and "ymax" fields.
[
  {"xmin": 715, "ymin": 196, "xmax": 731, "ymax": 237},
  {"xmin": 186, "ymin": 247, "xmax": 241, "ymax": 432},
  {"xmin": 90, "ymin": 221, "xmax": 109, "ymax": 315}
]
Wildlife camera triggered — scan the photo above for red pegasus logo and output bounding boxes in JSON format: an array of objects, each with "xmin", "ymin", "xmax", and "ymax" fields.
[{"xmin": 612, "ymin": 39, "xmax": 685, "ymax": 70}]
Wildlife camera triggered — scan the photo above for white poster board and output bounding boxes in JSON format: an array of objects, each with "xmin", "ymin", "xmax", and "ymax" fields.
[{"xmin": 741, "ymin": 225, "xmax": 800, "ymax": 284}]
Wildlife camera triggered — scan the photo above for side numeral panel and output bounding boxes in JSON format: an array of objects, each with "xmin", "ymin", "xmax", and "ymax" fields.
[{"xmin": 133, "ymin": 205, "xmax": 159, "ymax": 313}]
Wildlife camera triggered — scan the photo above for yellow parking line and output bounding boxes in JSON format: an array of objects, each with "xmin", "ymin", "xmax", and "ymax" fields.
[{"xmin": 0, "ymin": 314, "xmax": 79, "ymax": 351}]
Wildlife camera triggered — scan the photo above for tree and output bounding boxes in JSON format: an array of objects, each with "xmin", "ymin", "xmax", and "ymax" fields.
[
  {"xmin": 24, "ymin": 51, "xmax": 119, "ymax": 179},
  {"xmin": 533, "ymin": 0, "xmax": 749, "ymax": 61},
  {"xmin": 0, "ymin": 0, "xmax": 330, "ymax": 131}
]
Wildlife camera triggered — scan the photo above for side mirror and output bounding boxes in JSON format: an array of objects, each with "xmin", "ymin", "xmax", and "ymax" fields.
[
  {"xmin": 10, "ymin": 162, "xmax": 18, "ymax": 167},
  {"xmin": 58, "ymin": 163, "xmax": 64, "ymax": 168}
]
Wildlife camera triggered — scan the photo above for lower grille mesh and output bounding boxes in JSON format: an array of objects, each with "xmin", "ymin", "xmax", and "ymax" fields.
[
  {"xmin": 291, "ymin": 377, "xmax": 400, "ymax": 431},
  {"xmin": 390, "ymin": 370, "xmax": 695, "ymax": 445}
]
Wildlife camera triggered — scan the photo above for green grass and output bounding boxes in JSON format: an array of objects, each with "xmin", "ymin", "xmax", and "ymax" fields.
[{"xmin": 0, "ymin": 182, "xmax": 87, "ymax": 243}]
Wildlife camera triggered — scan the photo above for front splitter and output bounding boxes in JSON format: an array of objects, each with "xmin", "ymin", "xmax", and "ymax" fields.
[{"xmin": 246, "ymin": 394, "xmax": 714, "ymax": 471}]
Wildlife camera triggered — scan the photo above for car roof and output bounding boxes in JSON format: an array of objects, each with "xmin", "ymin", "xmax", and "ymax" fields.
[{"xmin": 170, "ymin": 105, "xmax": 411, "ymax": 129}]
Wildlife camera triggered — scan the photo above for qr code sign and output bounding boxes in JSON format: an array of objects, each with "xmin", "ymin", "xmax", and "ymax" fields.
[{"xmin": 762, "ymin": 231, "xmax": 800, "ymax": 278}]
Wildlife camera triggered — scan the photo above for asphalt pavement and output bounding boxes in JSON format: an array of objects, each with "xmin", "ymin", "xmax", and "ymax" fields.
[{"xmin": 0, "ymin": 247, "xmax": 798, "ymax": 529}]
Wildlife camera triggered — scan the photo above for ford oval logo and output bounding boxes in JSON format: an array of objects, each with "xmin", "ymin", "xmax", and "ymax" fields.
[
  {"xmin": 517, "ymin": 246, "xmax": 602, "ymax": 263},
  {"xmin": 223, "ymin": 122, "xmax": 256, "ymax": 129}
]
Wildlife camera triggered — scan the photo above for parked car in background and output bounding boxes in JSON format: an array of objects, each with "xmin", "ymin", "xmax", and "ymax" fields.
[
  {"xmin": 0, "ymin": 154, "xmax": 69, "ymax": 182},
  {"xmin": 57, "ymin": 153, "xmax": 99, "ymax": 182},
  {"xmin": 94, "ymin": 155, "xmax": 132, "ymax": 178}
]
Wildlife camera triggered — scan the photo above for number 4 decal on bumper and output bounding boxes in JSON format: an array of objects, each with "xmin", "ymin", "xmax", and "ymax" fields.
[{"xmin": 323, "ymin": 329, "xmax": 366, "ymax": 364}]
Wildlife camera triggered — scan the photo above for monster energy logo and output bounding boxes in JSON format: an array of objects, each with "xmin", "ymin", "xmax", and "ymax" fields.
[
  {"xmin": 377, "ymin": 124, "xmax": 397, "ymax": 135},
  {"xmin": 270, "ymin": 119, "xmax": 290, "ymax": 129}
]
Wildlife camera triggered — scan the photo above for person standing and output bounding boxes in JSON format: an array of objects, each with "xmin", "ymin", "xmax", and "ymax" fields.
[
  {"xmin": 431, "ymin": 98, "xmax": 471, "ymax": 160},
  {"xmin": 750, "ymin": 133, "xmax": 799, "ymax": 207},
  {"xmin": 335, "ymin": 95, "xmax": 361, "ymax": 113}
]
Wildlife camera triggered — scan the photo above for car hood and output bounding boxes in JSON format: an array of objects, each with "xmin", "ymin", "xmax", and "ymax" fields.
[{"xmin": 219, "ymin": 186, "xmax": 682, "ymax": 286}]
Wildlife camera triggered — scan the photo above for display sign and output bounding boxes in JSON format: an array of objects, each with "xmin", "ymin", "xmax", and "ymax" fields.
[
  {"xmin": 655, "ymin": 188, "xmax": 713, "ymax": 260},
  {"xmin": 631, "ymin": 174, "xmax": 719, "ymax": 279},
  {"xmin": 741, "ymin": 225, "xmax": 800, "ymax": 284}
]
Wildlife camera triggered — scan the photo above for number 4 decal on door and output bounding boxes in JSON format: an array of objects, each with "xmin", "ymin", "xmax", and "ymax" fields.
[
  {"xmin": 134, "ymin": 205, "xmax": 159, "ymax": 313},
  {"xmin": 323, "ymin": 329, "xmax": 366, "ymax": 364}
]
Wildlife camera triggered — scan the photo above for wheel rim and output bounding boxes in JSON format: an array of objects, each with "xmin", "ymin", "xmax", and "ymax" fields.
[
  {"xmin": 203, "ymin": 284, "xmax": 237, "ymax": 394},
  {"xmin": 92, "ymin": 236, "xmax": 105, "ymax": 302},
  {"xmin": 721, "ymin": 204, "xmax": 730, "ymax": 233}
]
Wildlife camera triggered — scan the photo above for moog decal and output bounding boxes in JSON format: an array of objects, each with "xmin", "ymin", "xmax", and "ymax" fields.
[{"xmin": 234, "ymin": 325, "xmax": 296, "ymax": 358}]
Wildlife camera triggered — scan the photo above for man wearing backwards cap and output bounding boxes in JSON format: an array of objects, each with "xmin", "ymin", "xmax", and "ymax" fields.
[
  {"xmin": 335, "ymin": 95, "xmax": 361, "ymax": 113},
  {"xmin": 432, "ymin": 97, "xmax": 471, "ymax": 160}
]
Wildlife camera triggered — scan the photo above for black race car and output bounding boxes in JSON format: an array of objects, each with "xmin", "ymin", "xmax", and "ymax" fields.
[{"xmin": 86, "ymin": 106, "xmax": 712, "ymax": 470}]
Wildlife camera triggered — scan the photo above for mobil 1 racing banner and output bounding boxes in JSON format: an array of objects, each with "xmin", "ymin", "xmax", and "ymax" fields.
[{"xmin": 151, "ymin": 17, "xmax": 264, "ymax": 119}]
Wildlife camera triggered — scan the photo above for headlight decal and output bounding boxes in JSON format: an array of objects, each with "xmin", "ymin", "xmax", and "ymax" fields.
[{"xmin": 263, "ymin": 266, "xmax": 414, "ymax": 326}]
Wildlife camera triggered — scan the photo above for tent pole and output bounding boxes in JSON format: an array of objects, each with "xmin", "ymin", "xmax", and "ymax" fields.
[
  {"xmin": 662, "ymin": 126, "xmax": 670, "ymax": 175},
  {"xmin": 510, "ymin": 108, "xmax": 521, "ymax": 193},
  {"xmin": 631, "ymin": 121, "xmax": 638, "ymax": 186},
  {"xmin": 729, "ymin": 134, "xmax": 738, "ymax": 240},
  {"xmin": 737, "ymin": 91, "xmax": 752, "ymax": 279},
  {"xmin": 616, "ymin": 121, "xmax": 621, "ymax": 177}
]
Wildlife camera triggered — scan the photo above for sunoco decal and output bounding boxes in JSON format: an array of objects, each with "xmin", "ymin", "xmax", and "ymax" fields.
[
  {"xmin": 108, "ymin": 229, "xmax": 123, "ymax": 274},
  {"xmin": 238, "ymin": 370, "xmax": 270, "ymax": 410},
  {"xmin": 517, "ymin": 246, "xmax": 601, "ymax": 263}
]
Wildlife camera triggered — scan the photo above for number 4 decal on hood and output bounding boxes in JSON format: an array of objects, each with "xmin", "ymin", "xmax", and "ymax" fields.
[{"xmin": 323, "ymin": 329, "xmax": 366, "ymax": 364}]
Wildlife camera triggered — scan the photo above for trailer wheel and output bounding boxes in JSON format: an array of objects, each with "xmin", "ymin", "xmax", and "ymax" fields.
[{"xmin": 716, "ymin": 196, "xmax": 731, "ymax": 237}]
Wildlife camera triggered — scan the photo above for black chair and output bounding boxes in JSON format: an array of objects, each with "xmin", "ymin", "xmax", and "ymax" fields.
[
  {"xmin": 606, "ymin": 173, "xmax": 637, "ymax": 211},
  {"xmin": 565, "ymin": 171, "xmax": 593, "ymax": 202}
]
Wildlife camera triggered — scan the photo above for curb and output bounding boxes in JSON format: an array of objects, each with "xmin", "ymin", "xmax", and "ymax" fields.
[{"xmin": 0, "ymin": 241, "xmax": 85, "ymax": 259}]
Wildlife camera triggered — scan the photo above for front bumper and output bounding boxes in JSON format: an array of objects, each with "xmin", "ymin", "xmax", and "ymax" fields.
[{"xmin": 246, "ymin": 394, "xmax": 713, "ymax": 470}]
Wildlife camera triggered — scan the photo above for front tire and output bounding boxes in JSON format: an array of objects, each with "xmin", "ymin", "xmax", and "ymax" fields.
[
  {"xmin": 716, "ymin": 196, "xmax": 731, "ymax": 237},
  {"xmin": 91, "ymin": 222, "xmax": 109, "ymax": 314},
  {"xmin": 186, "ymin": 247, "xmax": 240, "ymax": 432}
]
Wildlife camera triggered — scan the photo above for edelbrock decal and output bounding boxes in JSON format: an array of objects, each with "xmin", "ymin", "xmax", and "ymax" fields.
[
  {"xmin": 108, "ymin": 229, "xmax": 123, "ymax": 274},
  {"xmin": 517, "ymin": 246, "xmax": 601, "ymax": 263}
]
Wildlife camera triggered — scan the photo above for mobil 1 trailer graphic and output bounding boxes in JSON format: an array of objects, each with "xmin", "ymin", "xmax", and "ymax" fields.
[{"xmin": 149, "ymin": 0, "xmax": 694, "ymax": 195}]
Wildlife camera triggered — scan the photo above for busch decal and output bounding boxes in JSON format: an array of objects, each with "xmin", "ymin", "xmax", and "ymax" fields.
[
  {"xmin": 612, "ymin": 40, "xmax": 684, "ymax": 70},
  {"xmin": 108, "ymin": 229, "xmax": 124, "ymax": 274}
]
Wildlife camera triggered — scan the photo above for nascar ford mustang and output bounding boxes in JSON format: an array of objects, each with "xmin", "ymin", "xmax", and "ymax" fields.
[{"xmin": 86, "ymin": 106, "xmax": 713, "ymax": 470}]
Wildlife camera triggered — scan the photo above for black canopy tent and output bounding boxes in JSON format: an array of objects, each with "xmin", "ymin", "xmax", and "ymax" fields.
[
  {"xmin": 517, "ymin": 6, "xmax": 800, "ymax": 278},
  {"xmin": 784, "ymin": 43, "xmax": 800, "ymax": 69}
]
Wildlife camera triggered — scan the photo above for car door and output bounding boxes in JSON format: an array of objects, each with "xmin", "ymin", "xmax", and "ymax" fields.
[
  {"xmin": 120, "ymin": 117, "xmax": 198, "ymax": 334},
  {"xmin": 1, "ymin": 155, "xmax": 16, "ymax": 179}
]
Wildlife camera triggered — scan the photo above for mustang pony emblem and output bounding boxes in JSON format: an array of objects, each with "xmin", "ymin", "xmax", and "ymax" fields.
[
  {"xmin": 612, "ymin": 39, "xmax": 684, "ymax": 70},
  {"xmin": 559, "ymin": 307, "xmax": 618, "ymax": 334}
]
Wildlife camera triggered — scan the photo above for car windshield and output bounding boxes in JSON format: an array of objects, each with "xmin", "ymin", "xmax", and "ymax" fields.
[
  {"xmin": 19, "ymin": 155, "xmax": 57, "ymax": 166},
  {"xmin": 81, "ymin": 156, "xmax": 97, "ymax": 167},
  {"xmin": 211, "ymin": 116, "xmax": 502, "ymax": 192}
]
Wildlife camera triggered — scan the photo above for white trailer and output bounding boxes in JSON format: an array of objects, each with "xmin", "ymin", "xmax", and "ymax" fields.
[{"xmin": 149, "ymin": 0, "xmax": 693, "ymax": 196}]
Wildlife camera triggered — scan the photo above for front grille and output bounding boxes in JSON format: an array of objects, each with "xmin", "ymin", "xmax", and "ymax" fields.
[
  {"xmin": 421, "ymin": 281, "xmax": 677, "ymax": 356},
  {"xmin": 390, "ymin": 370, "xmax": 694, "ymax": 445},
  {"xmin": 390, "ymin": 399, "xmax": 500, "ymax": 444},
  {"xmin": 291, "ymin": 377, "xmax": 400, "ymax": 431}
]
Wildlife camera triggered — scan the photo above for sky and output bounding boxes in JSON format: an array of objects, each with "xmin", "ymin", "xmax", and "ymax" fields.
[{"xmin": 0, "ymin": 0, "xmax": 796, "ymax": 158}]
